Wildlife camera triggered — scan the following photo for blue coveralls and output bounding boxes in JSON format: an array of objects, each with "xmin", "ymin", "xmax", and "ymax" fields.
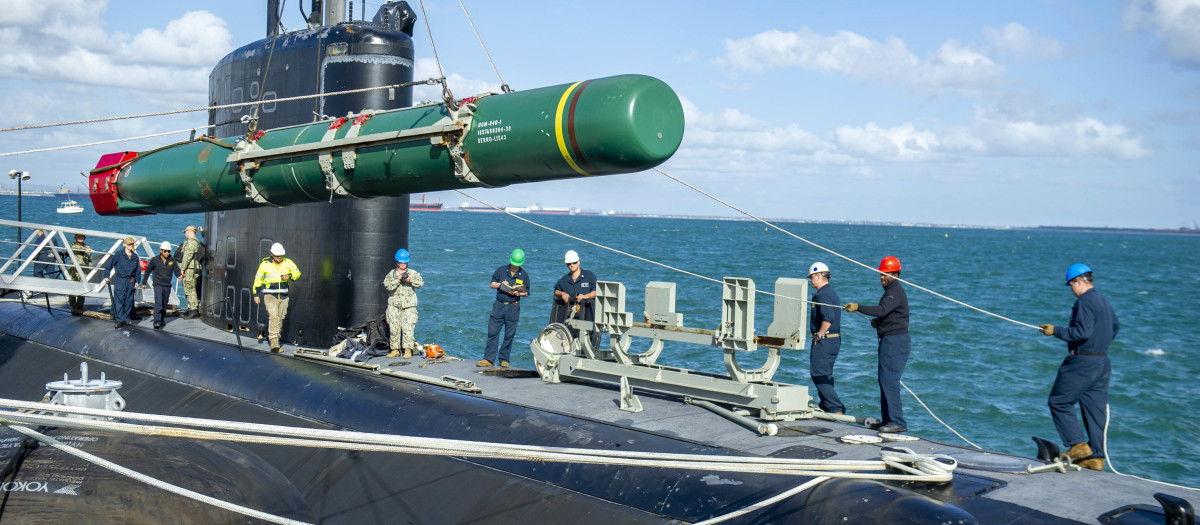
[
  {"xmin": 857, "ymin": 280, "xmax": 910, "ymax": 429},
  {"xmin": 809, "ymin": 283, "xmax": 843, "ymax": 413},
  {"xmin": 1049, "ymin": 288, "xmax": 1118, "ymax": 456},
  {"xmin": 142, "ymin": 256, "xmax": 181, "ymax": 326},
  {"xmin": 105, "ymin": 249, "xmax": 142, "ymax": 324},
  {"xmin": 485, "ymin": 264, "xmax": 530, "ymax": 364},
  {"xmin": 552, "ymin": 269, "xmax": 600, "ymax": 349}
]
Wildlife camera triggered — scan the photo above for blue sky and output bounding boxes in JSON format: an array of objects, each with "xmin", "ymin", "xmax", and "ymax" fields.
[{"xmin": 1, "ymin": 1, "xmax": 1197, "ymax": 228}]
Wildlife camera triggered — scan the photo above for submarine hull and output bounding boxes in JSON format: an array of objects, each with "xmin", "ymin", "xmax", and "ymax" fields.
[{"xmin": 0, "ymin": 303, "xmax": 995, "ymax": 524}]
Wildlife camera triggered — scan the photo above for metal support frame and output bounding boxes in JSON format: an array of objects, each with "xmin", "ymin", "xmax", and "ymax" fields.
[
  {"xmin": 228, "ymin": 100, "xmax": 501, "ymax": 202},
  {"xmin": 530, "ymin": 277, "xmax": 813, "ymax": 421},
  {"xmin": 0, "ymin": 219, "xmax": 177, "ymax": 306}
]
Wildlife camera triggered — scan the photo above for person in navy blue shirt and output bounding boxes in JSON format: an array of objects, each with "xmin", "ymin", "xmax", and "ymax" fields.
[
  {"xmin": 104, "ymin": 237, "xmax": 142, "ymax": 328},
  {"xmin": 479, "ymin": 249, "xmax": 530, "ymax": 368},
  {"xmin": 141, "ymin": 241, "xmax": 182, "ymax": 330},
  {"xmin": 807, "ymin": 262, "xmax": 843, "ymax": 414},
  {"xmin": 552, "ymin": 250, "xmax": 600, "ymax": 350},
  {"xmin": 1039, "ymin": 263, "xmax": 1119, "ymax": 471},
  {"xmin": 844, "ymin": 256, "xmax": 910, "ymax": 433}
]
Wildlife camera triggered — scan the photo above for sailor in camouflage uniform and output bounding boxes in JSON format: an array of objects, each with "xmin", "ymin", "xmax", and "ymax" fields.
[
  {"xmin": 383, "ymin": 248, "xmax": 423, "ymax": 358},
  {"xmin": 179, "ymin": 225, "xmax": 203, "ymax": 318},
  {"xmin": 67, "ymin": 233, "xmax": 93, "ymax": 314}
]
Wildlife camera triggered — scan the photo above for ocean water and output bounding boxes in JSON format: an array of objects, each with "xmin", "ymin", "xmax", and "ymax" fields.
[{"xmin": 4, "ymin": 194, "xmax": 1199, "ymax": 488}]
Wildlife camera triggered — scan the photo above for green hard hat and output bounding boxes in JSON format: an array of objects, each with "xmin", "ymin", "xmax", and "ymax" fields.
[{"xmin": 509, "ymin": 249, "xmax": 525, "ymax": 266}]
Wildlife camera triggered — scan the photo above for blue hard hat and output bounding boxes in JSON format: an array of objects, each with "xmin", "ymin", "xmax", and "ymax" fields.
[
  {"xmin": 1064, "ymin": 263, "xmax": 1092, "ymax": 285},
  {"xmin": 395, "ymin": 248, "xmax": 410, "ymax": 263}
]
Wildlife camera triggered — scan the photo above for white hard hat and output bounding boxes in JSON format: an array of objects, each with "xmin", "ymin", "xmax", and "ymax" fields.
[
  {"xmin": 564, "ymin": 250, "xmax": 580, "ymax": 264},
  {"xmin": 270, "ymin": 243, "xmax": 285, "ymax": 256},
  {"xmin": 159, "ymin": 241, "xmax": 172, "ymax": 251},
  {"xmin": 807, "ymin": 262, "xmax": 829, "ymax": 277}
]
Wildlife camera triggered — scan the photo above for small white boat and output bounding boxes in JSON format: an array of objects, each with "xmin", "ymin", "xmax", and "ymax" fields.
[{"xmin": 56, "ymin": 197, "xmax": 84, "ymax": 214}]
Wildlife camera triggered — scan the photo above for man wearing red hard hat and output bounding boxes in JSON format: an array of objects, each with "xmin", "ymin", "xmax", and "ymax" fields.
[{"xmin": 844, "ymin": 256, "xmax": 910, "ymax": 433}]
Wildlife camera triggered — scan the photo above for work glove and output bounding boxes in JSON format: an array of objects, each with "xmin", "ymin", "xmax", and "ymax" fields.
[
  {"xmin": 843, "ymin": 303, "xmax": 858, "ymax": 312},
  {"xmin": 1039, "ymin": 324, "xmax": 1054, "ymax": 336}
]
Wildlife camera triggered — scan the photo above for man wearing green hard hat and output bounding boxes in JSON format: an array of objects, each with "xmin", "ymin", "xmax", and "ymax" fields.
[{"xmin": 480, "ymin": 249, "xmax": 531, "ymax": 367}]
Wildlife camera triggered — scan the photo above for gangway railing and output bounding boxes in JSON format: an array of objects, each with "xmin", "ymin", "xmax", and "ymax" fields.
[{"xmin": 0, "ymin": 219, "xmax": 178, "ymax": 307}]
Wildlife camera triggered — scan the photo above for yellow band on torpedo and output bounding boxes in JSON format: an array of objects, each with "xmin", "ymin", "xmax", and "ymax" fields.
[{"xmin": 554, "ymin": 81, "xmax": 590, "ymax": 177}]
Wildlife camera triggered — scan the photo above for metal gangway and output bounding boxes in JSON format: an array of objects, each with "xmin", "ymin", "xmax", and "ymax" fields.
[{"xmin": 0, "ymin": 219, "xmax": 179, "ymax": 309}]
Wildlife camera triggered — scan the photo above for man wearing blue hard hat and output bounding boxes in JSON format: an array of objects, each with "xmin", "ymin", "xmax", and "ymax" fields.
[
  {"xmin": 384, "ymin": 248, "xmax": 423, "ymax": 359},
  {"xmin": 1038, "ymin": 263, "xmax": 1119, "ymax": 471}
]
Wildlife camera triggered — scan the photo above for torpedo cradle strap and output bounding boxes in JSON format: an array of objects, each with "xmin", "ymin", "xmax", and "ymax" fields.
[
  {"xmin": 0, "ymin": 401, "xmax": 955, "ymax": 482},
  {"xmin": 555, "ymin": 80, "xmax": 593, "ymax": 176}
]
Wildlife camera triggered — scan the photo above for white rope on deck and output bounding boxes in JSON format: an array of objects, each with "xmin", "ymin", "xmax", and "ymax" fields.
[
  {"xmin": 4, "ymin": 423, "xmax": 311, "ymax": 525},
  {"xmin": 0, "ymin": 400, "xmax": 955, "ymax": 483}
]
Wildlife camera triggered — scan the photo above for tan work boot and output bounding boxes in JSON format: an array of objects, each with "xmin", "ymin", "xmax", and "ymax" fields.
[
  {"xmin": 1066, "ymin": 442, "xmax": 1093, "ymax": 462},
  {"xmin": 1076, "ymin": 457, "xmax": 1104, "ymax": 471},
  {"xmin": 500, "ymin": 361, "xmax": 510, "ymax": 368},
  {"xmin": 386, "ymin": 350, "xmax": 400, "ymax": 358},
  {"xmin": 402, "ymin": 349, "xmax": 412, "ymax": 359},
  {"xmin": 476, "ymin": 359, "xmax": 493, "ymax": 367}
]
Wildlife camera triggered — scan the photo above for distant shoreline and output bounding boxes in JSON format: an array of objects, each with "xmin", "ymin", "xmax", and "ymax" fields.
[
  {"xmin": 443, "ymin": 206, "xmax": 1200, "ymax": 236},
  {"xmin": 3, "ymin": 194, "xmax": 1192, "ymax": 235}
]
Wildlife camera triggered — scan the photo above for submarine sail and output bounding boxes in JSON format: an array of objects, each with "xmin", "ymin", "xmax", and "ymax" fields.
[{"xmin": 84, "ymin": 2, "xmax": 683, "ymax": 347}]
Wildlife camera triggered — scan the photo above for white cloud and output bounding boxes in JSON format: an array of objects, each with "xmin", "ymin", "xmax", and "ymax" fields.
[
  {"xmin": 718, "ymin": 28, "xmax": 1005, "ymax": 95},
  {"xmin": 0, "ymin": 5, "xmax": 231, "ymax": 94},
  {"xmin": 834, "ymin": 122, "xmax": 943, "ymax": 161},
  {"xmin": 125, "ymin": 11, "xmax": 232, "ymax": 67},
  {"xmin": 1124, "ymin": 0, "xmax": 1200, "ymax": 68},
  {"xmin": 412, "ymin": 58, "xmax": 501, "ymax": 102},
  {"xmin": 971, "ymin": 109, "xmax": 1151, "ymax": 160},
  {"xmin": 673, "ymin": 97, "xmax": 1150, "ymax": 177},
  {"xmin": 983, "ymin": 23, "xmax": 1065, "ymax": 61}
]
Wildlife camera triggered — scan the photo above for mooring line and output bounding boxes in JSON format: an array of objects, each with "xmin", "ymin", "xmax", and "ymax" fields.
[{"xmin": 656, "ymin": 168, "xmax": 1040, "ymax": 331}]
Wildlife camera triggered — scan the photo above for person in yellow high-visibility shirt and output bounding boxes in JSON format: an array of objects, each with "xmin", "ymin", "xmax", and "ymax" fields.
[{"xmin": 252, "ymin": 242, "xmax": 301, "ymax": 353}]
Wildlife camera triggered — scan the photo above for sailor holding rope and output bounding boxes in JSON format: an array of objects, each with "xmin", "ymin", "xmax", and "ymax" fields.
[
  {"xmin": 1038, "ymin": 263, "xmax": 1119, "ymax": 471},
  {"xmin": 844, "ymin": 256, "xmax": 911, "ymax": 434}
]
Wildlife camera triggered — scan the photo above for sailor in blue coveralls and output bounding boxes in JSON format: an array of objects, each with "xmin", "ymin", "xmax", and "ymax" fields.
[
  {"xmin": 479, "ymin": 249, "xmax": 530, "ymax": 368},
  {"xmin": 552, "ymin": 250, "xmax": 600, "ymax": 350},
  {"xmin": 844, "ymin": 256, "xmax": 910, "ymax": 433},
  {"xmin": 104, "ymin": 237, "xmax": 142, "ymax": 328},
  {"xmin": 1039, "ymin": 263, "xmax": 1118, "ymax": 471},
  {"xmin": 807, "ymin": 262, "xmax": 844, "ymax": 414}
]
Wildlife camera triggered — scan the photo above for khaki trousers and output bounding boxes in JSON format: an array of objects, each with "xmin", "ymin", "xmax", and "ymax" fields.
[{"xmin": 263, "ymin": 294, "xmax": 289, "ymax": 346}]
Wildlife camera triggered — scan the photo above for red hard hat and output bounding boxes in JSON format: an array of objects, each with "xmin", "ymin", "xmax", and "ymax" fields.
[{"xmin": 877, "ymin": 256, "xmax": 901, "ymax": 273}]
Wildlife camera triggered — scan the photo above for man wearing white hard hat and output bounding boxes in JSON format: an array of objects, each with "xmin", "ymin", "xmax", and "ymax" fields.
[
  {"xmin": 142, "ymin": 241, "xmax": 182, "ymax": 330},
  {"xmin": 552, "ymin": 250, "xmax": 600, "ymax": 349},
  {"xmin": 807, "ymin": 262, "xmax": 844, "ymax": 415},
  {"xmin": 253, "ymin": 243, "xmax": 302, "ymax": 352}
]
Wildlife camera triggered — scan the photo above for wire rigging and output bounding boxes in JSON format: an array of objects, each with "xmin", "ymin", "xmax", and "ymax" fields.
[
  {"xmin": 655, "ymin": 168, "xmax": 1040, "ymax": 331},
  {"xmin": 458, "ymin": 0, "xmax": 511, "ymax": 93}
]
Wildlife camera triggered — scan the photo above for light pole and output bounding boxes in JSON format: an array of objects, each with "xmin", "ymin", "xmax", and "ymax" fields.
[{"xmin": 7, "ymin": 170, "xmax": 30, "ymax": 242}]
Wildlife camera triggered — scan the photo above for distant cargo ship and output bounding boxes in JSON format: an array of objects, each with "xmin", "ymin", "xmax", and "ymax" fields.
[
  {"xmin": 529, "ymin": 204, "xmax": 571, "ymax": 215},
  {"xmin": 458, "ymin": 201, "xmax": 503, "ymax": 213},
  {"xmin": 410, "ymin": 195, "xmax": 443, "ymax": 211}
]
